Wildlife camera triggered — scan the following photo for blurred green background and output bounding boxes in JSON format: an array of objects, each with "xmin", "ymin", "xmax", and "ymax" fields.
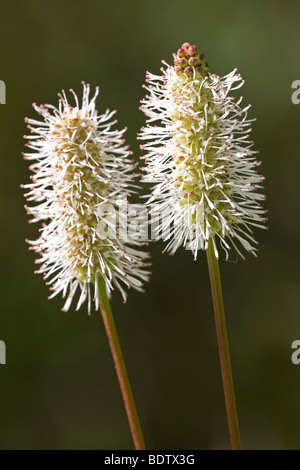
[{"xmin": 0, "ymin": 0, "xmax": 300, "ymax": 450}]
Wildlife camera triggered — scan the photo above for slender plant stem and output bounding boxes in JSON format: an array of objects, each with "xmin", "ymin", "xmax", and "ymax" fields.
[
  {"xmin": 97, "ymin": 279, "xmax": 146, "ymax": 450},
  {"xmin": 206, "ymin": 238, "xmax": 242, "ymax": 450}
]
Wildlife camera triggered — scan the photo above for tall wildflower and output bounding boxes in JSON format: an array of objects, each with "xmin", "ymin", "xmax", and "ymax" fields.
[
  {"xmin": 22, "ymin": 83, "xmax": 148, "ymax": 450},
  {"xmin": 139, "ymin": 42, "xmax": 266, "ymax": 259},
  {"xmin": 23, "ymin": 83, "xmax": 150, "ymax": 313},
  {"xmin": 139, "ymin": 43, "xmax": 267, "ymax": 449}
]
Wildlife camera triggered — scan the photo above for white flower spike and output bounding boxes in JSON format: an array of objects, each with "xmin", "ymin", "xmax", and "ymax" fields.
[
  {"xmin": 139, "ymin": 42, "xmax": 266, "ymax": 260},
  {"xmin": 23, "ymin": 82, "xmax": 150, "ymax": 313}
]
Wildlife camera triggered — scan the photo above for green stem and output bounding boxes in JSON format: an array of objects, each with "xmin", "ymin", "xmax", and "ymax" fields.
[
  {"xmin": 206, "ymin": 238, "xmax": 242, "ymax": 450},
  {"xmin": 98, "ymin": 279, "xmax": 146, "ymax": 450}
]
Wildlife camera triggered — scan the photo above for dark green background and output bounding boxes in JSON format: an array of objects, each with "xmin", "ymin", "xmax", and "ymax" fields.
[{"xmin": 1, "ymin": 0, "xmax": 299, "ymax": 450}]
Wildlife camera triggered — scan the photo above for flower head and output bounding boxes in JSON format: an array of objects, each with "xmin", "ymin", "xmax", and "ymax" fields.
[
  {"xmin": 139, "ymin": 42, "xmax": 266, "ymax": 259},
  {"xmin": 23, "ymin": 82, "xmax": 150, "ymax": 313}
]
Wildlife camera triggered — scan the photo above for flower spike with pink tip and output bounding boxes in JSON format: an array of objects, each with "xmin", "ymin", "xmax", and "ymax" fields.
[{"xmin": 139, "ymin": 42, "xmax": 266, "ymax": 260}]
